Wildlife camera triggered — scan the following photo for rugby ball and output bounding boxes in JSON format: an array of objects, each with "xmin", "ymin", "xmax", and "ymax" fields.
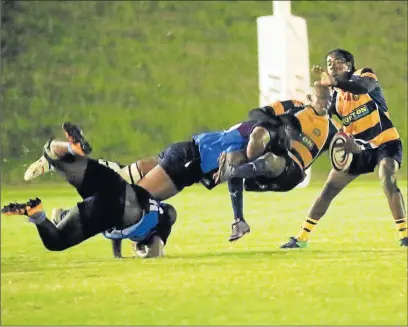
[{"xmin": 329, "ymin": 132, "xmax": 353, "ymax": 172}]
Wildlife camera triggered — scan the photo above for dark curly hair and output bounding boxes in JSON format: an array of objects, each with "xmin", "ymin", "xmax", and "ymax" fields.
[{"xmin": 327, "ymin": 48, "xmax": 356, "ymax": 72}]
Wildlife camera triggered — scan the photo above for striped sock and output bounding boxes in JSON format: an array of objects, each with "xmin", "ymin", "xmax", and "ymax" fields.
[
  {"xmin": 395, "ymin": 218, "xmax": 407, "ymax": 239},
  {"xmin": 296, "ymin": 217, "xmax": 319, "ymax": 242}
]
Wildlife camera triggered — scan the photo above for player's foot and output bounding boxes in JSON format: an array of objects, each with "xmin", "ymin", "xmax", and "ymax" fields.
[
  {"xmin": 229, "ymin": 219, "xmax": 250, "ymax": 242},
  {"xmin": 24, "ymin": 155, "xmax": 55, "ymax": 181},
  {"xmin": 1, "ymin": 198, "xmax": 43, "ymax": 217},
  {"xmin": 400, "ymin": 237, "xmax": 408, "ymax": 247},
  {"xmin": 132, "ymin": 235, "xmax": 164, "ymax": 258},
  {"xmin": 51, "ymin": 207, "xmax": 68, "ymax": 225},
  {"xmin": 280, "ymin": 236, "xmax": 308, "ymax": 249},
  {"xmin": 62, "ymin": 122, "xmax": 92, "ymax": 156}
]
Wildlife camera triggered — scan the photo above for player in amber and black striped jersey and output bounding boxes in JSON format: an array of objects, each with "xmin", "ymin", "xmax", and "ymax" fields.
[
  {"xmin": 217, "ymin": 85, "xmax": 339, "ymax": 241},
  {"xmin": 282, "ymin": 49, "xmax": 407, "ymax": 248}
]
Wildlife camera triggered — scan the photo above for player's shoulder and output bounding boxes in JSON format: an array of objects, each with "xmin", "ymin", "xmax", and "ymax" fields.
[{"xmin": 352, "ymin": 67, "xmax": 378, "ymax": 80}]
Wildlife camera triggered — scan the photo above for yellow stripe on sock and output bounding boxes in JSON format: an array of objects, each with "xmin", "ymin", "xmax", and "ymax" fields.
[
  {"xmin": 296, "ymin": 217, "xmax": 319, "ymax": 242},
  {"xmin": 396, "ymin": 218, "xmax": 407, "ymax": 239}
]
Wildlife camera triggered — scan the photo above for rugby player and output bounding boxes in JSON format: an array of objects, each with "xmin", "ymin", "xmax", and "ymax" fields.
[
  {"xmin": 216, "ymin": 84, "xmax": 339, "ymax": 241},
  {"xmin": 1, "ymin": 123, "xmax": 177, "ymax": 256},
  {"xmin": 281, "ymin": 49, "xmax": 407, "ymax": 248},
  {"xmin": 23, "ymin": 117, "xmax": 294, "ymax": 255}
]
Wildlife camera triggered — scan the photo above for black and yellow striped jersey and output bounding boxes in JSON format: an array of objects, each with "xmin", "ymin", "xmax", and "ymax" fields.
[
  {"xmin": 265, "ymin": 99, "xmax": 304, "ymax": 116},
  {"xmin": 260, "ymin": 100, "xmax": 339, "ymax": 170},
  {"xmin": 331, "ymin": 67, "xmax": 400, "ymax": 148}
]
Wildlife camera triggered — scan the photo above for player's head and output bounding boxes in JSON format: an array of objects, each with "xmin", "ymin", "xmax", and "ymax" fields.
[
  {"xmin": 326, "ymin": 49, "xmax": 355, "ymax": 79},
  {"xmin": 306, "ymin": 83, "xmax": 331, "ymax": 115}
]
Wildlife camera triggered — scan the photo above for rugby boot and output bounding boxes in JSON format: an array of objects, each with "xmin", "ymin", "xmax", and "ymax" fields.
[
  {"xmin": 62, "ymin": 122, "xmax": 92, "ymax": 156},
  {"xmin": 229, "ymin": 218, "xmax": 250, "ymax": 242},
  {"xmin": 1, "ymin": 198, "xmax": 43, "ymax": 217},
  {"xmin": 24, "ymin": 155, "xmax": 55, "ymax": 181},
  {"xmin": 400, "ymin": 237, "xmax": 408, "ymax": 247},
  {"xmin": 280, "ymin": 236, "xmax": 308, "ymax": 249}
]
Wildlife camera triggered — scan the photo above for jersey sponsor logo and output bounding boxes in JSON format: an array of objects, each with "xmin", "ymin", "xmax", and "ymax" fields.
[
  {"xmin": 299, "ymin": 133, "xmax": 315, "ymax": 150},
  {"xmin": 342, "ymin": 105, "xmax": 370, "ymax": 126}
]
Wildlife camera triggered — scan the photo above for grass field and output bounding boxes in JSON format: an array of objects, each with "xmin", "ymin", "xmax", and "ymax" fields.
[{"xmin": 1, "ymin": 181, "xmax": 407, "ymax": 325}]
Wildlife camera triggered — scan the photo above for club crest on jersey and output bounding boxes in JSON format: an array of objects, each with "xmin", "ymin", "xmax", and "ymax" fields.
[
  {"xmin": 353, "ymin": 94, "xmax": 360, "ymax": 100},
  {"xmin": 342, "ymin": 105, "xmax": 370, "ymax": 126},
  {"xmin": 313, "ymin": 128, "xmax": 321, "ymax": 136}
]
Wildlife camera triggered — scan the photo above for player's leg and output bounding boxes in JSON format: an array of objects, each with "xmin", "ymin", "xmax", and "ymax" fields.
[
  {"xmin": 137, "ymin": 165, "xmax": 179, "ymax": 201},
  {"xmin": 214, "ymin": 124, "xmax": 287, "ymax": 184},
  {"xmin": 115, "ymin": 156, "xmax": 158, "ymax": 185},
  {"xmin": 23, "ymin": 120, "xmax": 90, "ymax": 181},
  {"xmin": 281, "ymin": 168, "xmax": 358, "ymax": 248},
  {"xmin": 138, "ymin": 141, "xmax": 202, "ymax": 201},
  {"xmin": 14, "ymin": 123, "xmax": 144, "ymax": 250},
  {"xmin": 378, "ymin": 155, "xmax": 407, "ymax": 246},
  {"xmin": 228, "ymin": 178, "xmax": 250, "ymax": 241},
  {"xmin": 3, "ymin": 163, "xmax": 148, "ymax": 252},
  {"xmin": 225, "ymin": 153, "xmax": 286, "ymax": 242},
  {"xmin": 2, "ymin": 198, "xmax": 113, "ymax": 251},
  {"xmin": 210, "ymin": 151, "xmax": 250, "ymax": 241}
]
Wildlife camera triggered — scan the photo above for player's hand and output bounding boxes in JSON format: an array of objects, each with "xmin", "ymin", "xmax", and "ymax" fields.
[
  {"xmin": 338, "ymin": 131, "xmax": 363, "ymax": 154},
  {"xmin": 311, "ymin": 65, "xmax": 325, "ymax": 76},
  {"xmin": 319, "ymin": 71, "xmax": 337, "ymax": 87},
  {"xmin": 213, "ymin": 152, "xmax": 227, "ymax": 184}
]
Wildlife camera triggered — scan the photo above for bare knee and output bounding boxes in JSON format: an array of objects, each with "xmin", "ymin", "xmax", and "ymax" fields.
[
  {"xmin": 247, "ymin": 127, "xmax": 270, "ymax": 160},
  {"xmin": 137, "ymin": 156, "xmax": 158, "ymax": 176},
  {"xmin": 379, "ymin": 158, "xmax": 399, "ymax": 196},
  {"xmin": 262, "ymin": 152, "xmax": 286, "ymax": 177}
]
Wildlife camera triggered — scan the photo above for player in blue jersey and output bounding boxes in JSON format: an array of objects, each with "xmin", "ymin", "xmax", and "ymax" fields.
[
  {"xmin": 23, "ymin": 116, "xmax": 293, "ymax": 256},
  {"xmin": 1, "ymin": 123, "xmax": 177, "ymax": 257}
]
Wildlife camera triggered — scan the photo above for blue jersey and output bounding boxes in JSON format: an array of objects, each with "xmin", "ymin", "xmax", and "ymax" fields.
[
  {"xmin": 103, "ymin": 199, "xmax": 162, "ymax": 242},
  {"xmin": 193, "ymin": 122, "xmax": 256, "ymax": 173}
]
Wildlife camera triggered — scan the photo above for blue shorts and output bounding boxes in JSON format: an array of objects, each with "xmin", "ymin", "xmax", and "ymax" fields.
[
  {"xmin": 157, "ymin": 141, "xmax": 204, "ymax": 191},
  {"xmin": 348, "ymin": 139, "xmax": 403, "ymax": 175}
]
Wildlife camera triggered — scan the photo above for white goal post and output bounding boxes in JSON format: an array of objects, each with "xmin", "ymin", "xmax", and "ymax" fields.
[{"xmin": 257, "ymin": 0, "xmax": 312, "ymax": 188}]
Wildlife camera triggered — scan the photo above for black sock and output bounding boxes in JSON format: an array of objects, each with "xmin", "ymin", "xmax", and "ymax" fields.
[
  {"xmin": 228, "ymin": 178, "xmax": 245, "ymax": 221},
  {"xmin": 230, "ymin": 158, "xmax": 269, "ymax": 180}
]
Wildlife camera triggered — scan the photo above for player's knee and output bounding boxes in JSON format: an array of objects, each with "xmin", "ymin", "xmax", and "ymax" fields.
[
  {"xmin": 379, "ymin": 158, "xmax": 399, "ymax": 195},
  {"xmin": 263, "ymin": 153, "xmax": 285, "ymax": 176},
  {"xmin": 380, "ymin": 173, "xmax": 397, "ymax": 196},
  {"xmin": 162, "ymin": 203, "xmax": 177, "ymax": 226},
  {"xmin": 250, "ymin": 126, "xmax": 269, "ymax": 144},
  {"xmin": 247, "ymin": 127, "xmax": 269, "ymax": 159}
]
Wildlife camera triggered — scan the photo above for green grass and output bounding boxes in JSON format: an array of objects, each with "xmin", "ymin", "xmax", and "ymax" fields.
[{"xmin": 1, "ymin": 181, "xmax": 407, "ymax": 325}]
